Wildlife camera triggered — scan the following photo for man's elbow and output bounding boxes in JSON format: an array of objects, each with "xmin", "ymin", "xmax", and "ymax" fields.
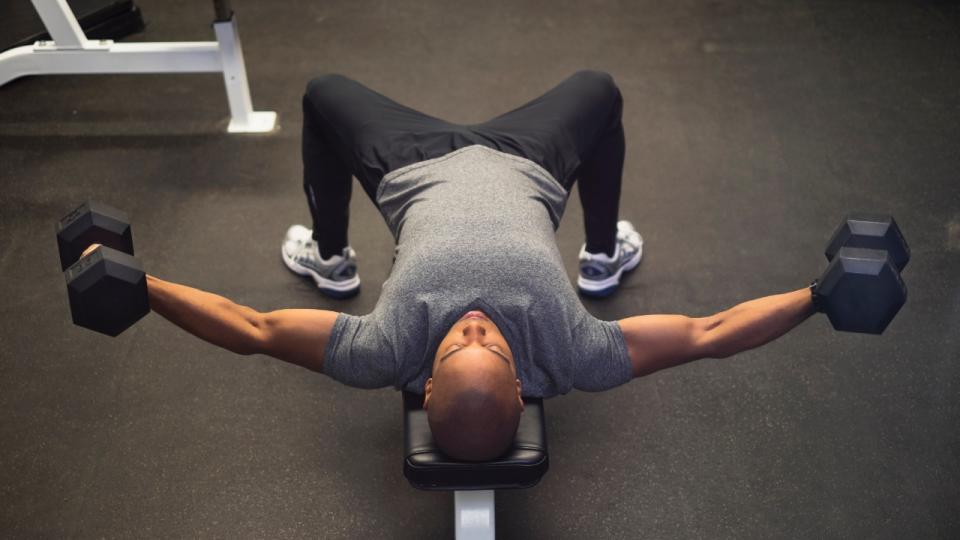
[
  {"xmin": 224, "ymin": 331, "xmax": 267, "ymax": 356},
  {"xmin": 694, "ymin": 314, "xmax": 731, "ymax": 359},
  {"xmin": 234, "ymin": 312, "xmax": 270, "ymax": 356},
  {"xmin": 251, "ymin": 312, "xmax": 326, "ymax": 372}
]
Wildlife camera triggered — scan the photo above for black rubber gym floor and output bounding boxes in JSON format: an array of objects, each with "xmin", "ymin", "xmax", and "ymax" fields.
[{"xmin": 1, "ymin": 1, "xmax": 958, "ymax": 538}]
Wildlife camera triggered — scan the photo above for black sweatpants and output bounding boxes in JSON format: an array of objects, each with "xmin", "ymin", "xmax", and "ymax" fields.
[{"xmin": 301, "ymin": 70, "xmax": 626, "ymax": 258}]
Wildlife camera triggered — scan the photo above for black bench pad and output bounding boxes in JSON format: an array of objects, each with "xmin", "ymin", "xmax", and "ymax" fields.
[{"xmin": 402, "ymin": 391, "xmax": 549, "ymax": 491}]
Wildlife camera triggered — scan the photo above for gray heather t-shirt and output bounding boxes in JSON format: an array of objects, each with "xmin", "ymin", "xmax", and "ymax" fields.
[{"xmin": 322, "ymin": 145, "xmax": 632, "ymax": 398}]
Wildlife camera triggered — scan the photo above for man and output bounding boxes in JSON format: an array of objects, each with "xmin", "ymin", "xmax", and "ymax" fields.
[{"xmin": 143, "ymin": 71, "xmax": 815, "ymax": 462}]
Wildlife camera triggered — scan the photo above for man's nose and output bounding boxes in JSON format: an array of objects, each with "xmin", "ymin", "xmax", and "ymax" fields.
[{"xmin": 462, "ymin": 321, "xmax": 487, "ymax": 341}]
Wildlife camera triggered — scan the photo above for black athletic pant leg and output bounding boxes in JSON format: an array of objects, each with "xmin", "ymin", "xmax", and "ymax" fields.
[
  {"xmin": 301, "ymin": 74, "xmax": 479, "ymax": 258},
  {"xmin": 301, "ymin": 71, "xmax": 625, "ymax": 258},
  {"xmin": 469, "ymin": 70, "xmax": 626, "ymax": 256}
]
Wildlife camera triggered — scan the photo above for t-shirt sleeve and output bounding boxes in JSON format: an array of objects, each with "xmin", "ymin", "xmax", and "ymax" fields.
[
  {"xmin": 322, "ymin": 313, "xmax": 397, "ymax": 389},
  {"xmin": 571, "ymin": 318, "xmax": 634, "ymax": 392}
]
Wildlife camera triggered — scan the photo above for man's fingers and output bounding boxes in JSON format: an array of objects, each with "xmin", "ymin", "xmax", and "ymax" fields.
[{"xmin": 81, "ymin": 243, "xmax": 102, "ymax": 258}]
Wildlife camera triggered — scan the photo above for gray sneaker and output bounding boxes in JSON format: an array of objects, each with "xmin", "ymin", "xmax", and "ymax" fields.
[
  {"xmin": 281, "ymin": 224, "xmax": 360, "ymax": 298},
  {"xmin": 577, "ymin": 220, "xmax": 644, "ymax": 297}
]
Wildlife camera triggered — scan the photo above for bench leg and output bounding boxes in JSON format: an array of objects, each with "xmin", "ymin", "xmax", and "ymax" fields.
[
  {"xmin": 455, "ymin": 490, "xmax": 495, "ymax": 540},
  {"xmin": 213, "ymin": 16, "xmax": 277, "ymax": 133}
]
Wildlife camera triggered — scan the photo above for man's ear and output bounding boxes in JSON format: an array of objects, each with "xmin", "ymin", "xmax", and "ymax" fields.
[
  {"xmin": 423, "ymin": 377, "xmax": 433, "ymax": 410},
  {"xmin": 515, "ymin": 378, "xmax": 524, "ymax": 412}
]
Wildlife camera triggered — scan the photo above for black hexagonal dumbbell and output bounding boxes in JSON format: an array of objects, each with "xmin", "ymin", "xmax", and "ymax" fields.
[
  {"xmin": 56, "ymin": 201, "xmax": 135, "ymax": 271},
  {"xmin": 56, "ymin": 202, "xmax": 149, "ymax": 337},
  {"xmin": 825, "ymin": 213, "xmax": 910, "ymax": 271},
  {"xmin": 814, "ymin": 213, "xmax": 909, "ymax": 334}
]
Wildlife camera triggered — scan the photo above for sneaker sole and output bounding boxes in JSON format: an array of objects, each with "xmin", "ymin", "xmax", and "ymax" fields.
[
  {"xmin": 281, "ymin": 246, "xmax": 361, "ymax": 299},
  {"xmin": 577, "ymin": 247, "xmax": 643, "ymax": 298}
]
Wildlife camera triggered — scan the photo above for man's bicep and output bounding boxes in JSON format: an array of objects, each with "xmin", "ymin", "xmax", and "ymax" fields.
[
  {"xmin": 617, "ymin": 314, "xmax": 714, "ymax": 378},
  {"xmin": 259, "ymin": 309, "xmax": 340, "ymax": 372}
]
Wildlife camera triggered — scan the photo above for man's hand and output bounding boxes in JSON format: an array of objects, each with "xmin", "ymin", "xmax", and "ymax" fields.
[
  {"xmin": 81, "ymin": 243, "xmax": 101, "ymax": 258},
  {"xmin": 619, "ymin": 288, "xmax": 815, "ymax": 378}
]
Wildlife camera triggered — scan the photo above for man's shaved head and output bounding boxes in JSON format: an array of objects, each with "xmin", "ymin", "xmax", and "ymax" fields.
[{"xmin": 424, "ymin": 311, "xmax": 524, "ymax": 462}]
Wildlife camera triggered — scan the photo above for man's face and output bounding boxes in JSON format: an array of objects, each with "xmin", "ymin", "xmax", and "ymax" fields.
[
  {"xmin": 424, "ymin": 310, "xmax": 523, "ymax": 409},
  {"xmin": 432, "ymin": 310, "xmax": 515, "ymax": 373}
]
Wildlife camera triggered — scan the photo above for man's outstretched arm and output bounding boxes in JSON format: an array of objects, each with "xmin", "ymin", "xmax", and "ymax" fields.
[
  {"xmin": 147, "ymin": 275, "xmax": 338, "ymax": 373},
  {"xmin": 619, "ymin": 288, "xmax": 816, "ymax": 378}
]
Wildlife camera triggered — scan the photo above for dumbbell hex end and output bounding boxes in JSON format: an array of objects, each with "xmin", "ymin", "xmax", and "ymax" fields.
[
  {"xmin": 818, "ymin": 247, "xmax": 907, "ymax": 335},
  {"xmin": 65, "ymin": 246, "xmax": 149, "ymax": 337},
  {"xmin": 824, "ymin": 213, "xmax": 910, "ymax": 272},
  {"xmin": 56, "ymin": 201, "xmax": 134, "ymax": 271}
]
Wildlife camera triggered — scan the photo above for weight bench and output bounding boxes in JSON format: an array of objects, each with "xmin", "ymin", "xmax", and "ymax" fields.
[
  {"xmin": 0, "ymin": 0, "xmax": 276, "ymax": 133},
  {"xmin": 402, "ymin": 391, "xmax": 549, "ymax": 540}
]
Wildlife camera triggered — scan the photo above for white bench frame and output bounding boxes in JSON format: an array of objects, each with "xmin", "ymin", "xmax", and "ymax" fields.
[
  {"xmin": 455, "ymin": 490, "xmax": 495, "ymax": 540},
  {"xmin": 0, "ymin": 0, "xmax": 277, "ymax": 133}
]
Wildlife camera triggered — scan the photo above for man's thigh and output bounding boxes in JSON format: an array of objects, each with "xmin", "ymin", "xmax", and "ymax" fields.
[
  {"xmin": 467, "ymin": 70, "xmax": 623, "ymax": 189},
  {"xmin": 304, "ymin": 74, "xmax": 479, "ymax": 188}
]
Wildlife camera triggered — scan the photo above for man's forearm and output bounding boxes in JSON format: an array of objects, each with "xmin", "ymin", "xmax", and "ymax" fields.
[
  {"xmin": 146, "ymin": 275, "xmax": 264, "ymax": 355},
  {"xmin": 705, "ymin": 288, "xmax": 816, "ymax": 359}
]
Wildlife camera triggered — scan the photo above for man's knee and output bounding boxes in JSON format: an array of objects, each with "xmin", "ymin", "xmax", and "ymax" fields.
[
  {"xmin": 570, "ymin": 70, "xmax": 622, "ymax": 116},
  {"xmin": 572, "ymin": 70, "xmax": 619, "ymax": 95},
  {"xmin": 304, "ymin": 73, "xmax": 352, "ymax": 109}
]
